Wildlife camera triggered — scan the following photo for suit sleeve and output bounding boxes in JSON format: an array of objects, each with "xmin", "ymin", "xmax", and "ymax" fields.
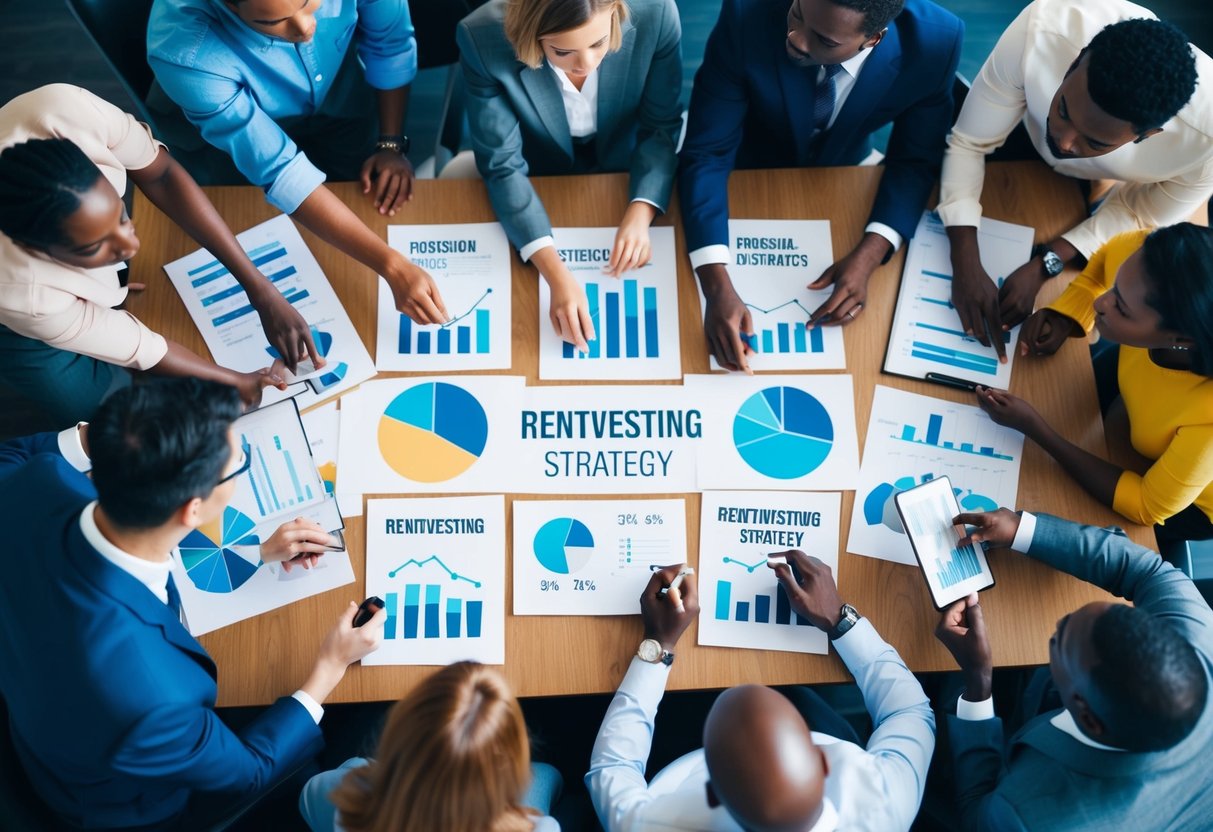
[
  {"xmin": 457, "ymin": 22, "xmax": 553, "ymax": 252},
  {"xmin": 111, "ymin": 695, "xmax": 323, "ymax": 799},
  {"xmin": 868, "ymin": 18, "xmax": 963, "ymax": 242},
  {"xmin": 677, "ymin": 0, "xmax": 749, "ymax": 253},
  {"xmin": 946, "ymin": 715, "xmax": 1030, "ymax": 832},
  {"xmin": 626, "ymin": 0, "xmax": 683, "ymax": 212},
  {"xmin": 0, "ymin": 433, "xmax": 64, "ymax": 479}
]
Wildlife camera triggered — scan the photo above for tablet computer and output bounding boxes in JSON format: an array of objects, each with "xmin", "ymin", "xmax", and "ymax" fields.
[{"xmin": 893, "ymin": 475, "xmax": 995, "ymax": 610}]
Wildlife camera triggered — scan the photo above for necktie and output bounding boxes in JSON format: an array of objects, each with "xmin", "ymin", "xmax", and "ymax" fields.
[
  {"xmin": 813, "ymin": 63, "xmax": 843, "ymax": 136},
  {"xmin": 166, "ymin": 573, "xmax": 184, "ymax": 623}
]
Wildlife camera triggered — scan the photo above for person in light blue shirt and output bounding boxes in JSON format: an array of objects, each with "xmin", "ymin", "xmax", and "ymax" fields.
[
  {"xmin": 587, "ymin": 557, "xmax": 935, "ymax": 832},
  {"xmin": 148, "ymin": 0, "xmax": 449, "ymax": 326}
]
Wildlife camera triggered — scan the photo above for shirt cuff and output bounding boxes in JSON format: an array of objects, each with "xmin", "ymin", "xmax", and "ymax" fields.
[
  {"xmin": 519, "ymin": 236, "xmax": 555, "ymax": 263},
  {"xmin": 689, "ymin": 244, "xmax": 730, "ymax": 271},
  {"xmin": 829, "ymin": 617, "xmax": 884, "ymax": 667},
  {"xmin": 619, "ymin": 656, "xmax": 672, "ymax": 712},
  {"xmin": 1010, "ymin": 511, "xmax": 1037, "ymax": 553},
  {"xmin": 57, "ymin": 423, "xmax": 91, "ymax": 472},
  {"xmin": 955, "ymin": 693, "xmax": 996, "ymax": 721},
  {"xmin": 631, "ymin": 197, "xmax": 663, "ymax": 213},
  {"xmin": 292, "ymin": 690, "xmax": 325, "ymax": 724},
  {"xmin": 864, "ymin": 222, "xmax": 903, "ymax": 254},
  {"xmin": 265, "ymin": 153, "xmax": 328, "ymax": 215}
]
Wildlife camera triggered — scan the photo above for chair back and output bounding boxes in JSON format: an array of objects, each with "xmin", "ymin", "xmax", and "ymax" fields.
[
  {"xmin": 412, "ymin": 0, "xmax": 488, "ymax": 70},
  {"xmin": 64, "ymin": 0, "xmax": 159, "ymax": 126}
]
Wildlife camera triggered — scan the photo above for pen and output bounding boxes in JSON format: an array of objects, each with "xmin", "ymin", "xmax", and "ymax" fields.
[
  {"xmin": 659, "ymin": 567, "xmax": 695, "ymax": 613},
  {"xmin": 925, "ymin": 372, "xmax": 978, "ymax": 392}
]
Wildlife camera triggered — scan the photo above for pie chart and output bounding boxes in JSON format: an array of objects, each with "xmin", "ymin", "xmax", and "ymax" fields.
[
  {"xmin": 733, "ymin": 386, "xmax": 833, "ymax": 479},
  {"xmin": 533, "ymin": 518, "xmax": 595, "ymax": 574},
  {"xmin": 179, "ymin": 506, "xmax": 262, "ymax": 593},
  {"xmin": 378, "ymin": 382, "xmax": 489, "ymax": 482}
]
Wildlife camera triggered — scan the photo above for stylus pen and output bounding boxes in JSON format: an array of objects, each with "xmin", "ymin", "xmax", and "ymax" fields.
[
  {"xmin": 659, "ymin": 568, "xmax": 695, "ymax": 613},
  {"xmin": 925, "ymin": 372, "xmax": 978, "ymax": 392}
]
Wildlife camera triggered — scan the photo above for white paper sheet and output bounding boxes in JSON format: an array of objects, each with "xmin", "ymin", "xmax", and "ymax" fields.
[
  {"xmin": 697, "ymin": 491, "xmax": 840, "ymax": 655},
  {"xmin": 162, "ymin": 214, "xmax": 376, "ymax": 409},
  {"xmin": 512, "ymin": 499, "xmax": 688, "ymax": 615},
  {"xmin": 846, "ymin": 385, "xmax": 1023, "ymax": 565},
  {"xmin": 538, "ymin": 227, "xmax": 681, "ymax": 380},
  {"xmin": 685, "ymin": 374, "xmax": 860, "ymax": 491},
  {"xmin": 884, "ymin": 211, "xmax": 1033, "ymax": 388},
  {"xmin": 363, "ymin": 496, "xmax": 506, "ymax": 666},
  {"xmin": 698, "ymin": 220, "xmax": 844, "ymax": 371},
  {"xmin": 376, "ymin": 223, "xmax": 513, "ymax": 371}
]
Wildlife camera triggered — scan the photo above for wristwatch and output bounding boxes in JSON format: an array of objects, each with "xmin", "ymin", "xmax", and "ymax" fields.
[
  {"xmin": 827, "ymin": 604, "xmax": 861, "ymax": 641},
  {"xmin": 1032, "ymin": 244, "xmax": 1065, "ymax": 278},
  {"xmin": 637, "ymin": 638, "xmax": 675, "ymax": 666},
  {"xmin": 375, "ymin": 134, "xmax": 411, "ymax": 155}
]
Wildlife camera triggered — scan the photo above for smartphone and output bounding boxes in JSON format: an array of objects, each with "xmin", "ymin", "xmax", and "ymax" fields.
[
  {"xmin": 893, "ymin": 475, "xmax": 995, "ymax": 610},
  {"xmin": 353, "ymin": 596, "xmax": 384, "ymax": 628}
]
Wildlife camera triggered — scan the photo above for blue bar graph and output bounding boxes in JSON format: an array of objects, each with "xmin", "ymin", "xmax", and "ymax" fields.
[
  {"xmin": 892, "ymin": 412, "xmax": 1015, "ymax": 461},
  {"xmin": 735, "ymin": 600, "xmax": 751, "ymax": 622},
  {"xmin": 466, "ymin": 600, "xmax": 483, "ymax": 638},
  {"xmin": 902, "ymin": 492, "xmax": 985, "ymax": 589},
  {"xmin": 643, "ymin": 287, "xmax": 658, "ymax": 357},
  {"xmin": 404, "ymin": 584, "xmax": 420, "ymax": 638},
  {"xmin": 446, "ymin": 598, "xmax": 462, "ymax": 638},
  {"xmin": 563, "ymin": 279, "xmax": 660, "ymax": 360},
  {"xmin": 754, "ymin": 594, "xmax": 771, "ymax": 624},
  {"xmin": 437, "ymin": 328, "xmax": 451, "ymax": 354},
  {"xmin": 382, "ymin": 584, "xmax": 484, "ymax": 640},
  {"xmin": 425, "ymin": 585, "xmax": 441, "ymax": 638},
  {"xmin": 743, "ymin": 320, "xmax": 827, "ymax": 355},
  {"xmin": 716, "ymin": 580, "xmax": 732, "ymax": 621},
  {"xmin": 395, "ymin": 290, "xmax": 493, "ymax": 357},
  {"xmin": 714, "ymin": 579, "xmax": 813, "ymax": 628},
  {"xmin": 384, "ymin": 593, "xmax": 398, "ymax": 639}
]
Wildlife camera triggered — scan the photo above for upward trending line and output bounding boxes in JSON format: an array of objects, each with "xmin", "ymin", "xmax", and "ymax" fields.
[
  {"xmin": 388, "ymin": 555, "xmax": 483, "ymax": 587},
  {"xmin": 439, "ymin": 288, "xmax": 493, "ymax": 330}
]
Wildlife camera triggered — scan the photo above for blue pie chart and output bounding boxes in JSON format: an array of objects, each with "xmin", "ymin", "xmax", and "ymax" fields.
[
  {"xmin": 733, "ymin": 386, "xmax": 834, "ymax": 479},
  {"xmin": 533, "ymin": 518, "xmax": 595, "ymax": 574}
]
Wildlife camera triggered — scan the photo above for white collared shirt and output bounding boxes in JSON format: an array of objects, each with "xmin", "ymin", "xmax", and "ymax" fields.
[
  {"xmin": 79, "ymin": 501, "xmax": 173, "ymax": 605},
  {"xmin": 57, "ymin": 423, "xmax": 91, "ymax": 473},
  {"xmin": 1050, "ymin": 709, "xmax": 1124, "ymax": 752},
  {"xmin": 549, "ymin": 63, "xmax": 600, "ymax": 139}
]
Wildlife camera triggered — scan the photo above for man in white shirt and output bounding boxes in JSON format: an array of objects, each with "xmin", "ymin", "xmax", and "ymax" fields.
[
  {"xmin": 940, "ymin": 0, "xmax": 1211, "ymax": 359},
  {"xmin": 0, "ymin": 378, "xmax": 385, "ymax": 830},
  {"xmin": 587, "ymin": 554, "xmax": 935, "ymax": 832},
  {"xmin": 935, "ymin": 508, "xmax": 1213, "ymax": 830}
]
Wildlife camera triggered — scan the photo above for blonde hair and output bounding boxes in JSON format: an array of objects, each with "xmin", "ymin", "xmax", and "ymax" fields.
[
  {"xmin": 504, "ymin": 0, "xmax": 629, "ymax": 69},
  {"xmin": 330, "ymin": 662, "xmax": 536, "ymax": 832}
]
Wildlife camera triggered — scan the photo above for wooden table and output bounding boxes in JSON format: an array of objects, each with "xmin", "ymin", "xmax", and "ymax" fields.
[{"xmin": 128, "ymin": 163, "xmax": 1154, "ymax": 706}]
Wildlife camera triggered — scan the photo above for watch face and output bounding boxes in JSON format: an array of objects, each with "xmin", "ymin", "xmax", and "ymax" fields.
[
  {"xmin": 638, "ymin": 639, "xmax": 661, "ymax": 662},
  {"xmin": 1043, "ymin": 251, "xmax": 1064, "ymax": 276}
]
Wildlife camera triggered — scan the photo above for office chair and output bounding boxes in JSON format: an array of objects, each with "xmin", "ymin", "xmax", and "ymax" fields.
[{"xmin": 63, "ymin": 0, "xmax": 159, "ymax": 134}]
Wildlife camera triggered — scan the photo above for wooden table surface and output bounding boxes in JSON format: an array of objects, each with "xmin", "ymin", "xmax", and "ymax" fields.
[{"xmin": 128, "ymin": 163, "xmax": 1154, "ymax": 706}]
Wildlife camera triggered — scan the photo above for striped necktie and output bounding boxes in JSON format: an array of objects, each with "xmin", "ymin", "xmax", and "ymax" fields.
[{"xmin": 813, "ymin": 63, "xmax": 844, "ymax": 136}]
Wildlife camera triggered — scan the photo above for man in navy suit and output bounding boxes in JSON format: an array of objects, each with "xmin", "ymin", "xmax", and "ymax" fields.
[
  {"xmin": 680, "ymin": 0, "xmax": 963, "ymax": 372},
  {"xmin": 0, "ymin": 379, "xmax": 385, "ymax": 830}
]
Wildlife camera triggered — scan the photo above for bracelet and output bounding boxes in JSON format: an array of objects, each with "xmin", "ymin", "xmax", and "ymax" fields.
[{"xmin": 375, "ymin": 135, "xmax": 410, "ymax": 155}]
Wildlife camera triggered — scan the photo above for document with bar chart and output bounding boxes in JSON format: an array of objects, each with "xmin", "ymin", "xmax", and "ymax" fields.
[
  {"xmin": 512, "ymin": 499, "xmax": 687, "ymax": 615},
  {"xmin": 375, "ymin": 223, "xmax": 512, "ymax": 371},
  {"xmin": 847, "ymin": 385, "xmax": 1022, "ymax": 566},
  {"xmin": 163, "ymin": 214, "xmax": 375, "ymax": 408},
  {"xmin": 697, "ymin": 491, "xmax": 840, "ymax": 655},
  {"xmin": 363, "ymin": 496, "xmax": 505, "ymax": 666},
  {"xmin": 538, "ymin": 227, "xmax": 681, "ymax": 380},
  {"xmin": 884, "ymin": 211, "xmax": 1034, "ymax": 388},
  {"xmin": 697, "ymin": 219, "xmax": 844, "ymax": 371}
]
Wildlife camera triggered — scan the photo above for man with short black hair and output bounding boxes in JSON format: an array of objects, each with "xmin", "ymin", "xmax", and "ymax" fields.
[
  {"xmin": 680, "ymin": 0, "xmax": 964, "ymax": 372},
  {"xmin": 0, "ymin": 378, "xmax": 385, "ymax": 830},
  {"xmin": 941, "ymin": 0, "xmax": 1212, "ymax": 357},
  {"xmin": 935, "ymin": 508, "xmax": 1213, "ymax": 830}
]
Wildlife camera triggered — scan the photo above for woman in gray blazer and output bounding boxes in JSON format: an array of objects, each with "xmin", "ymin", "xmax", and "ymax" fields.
[{"xmin": 457, "ymin": 0, "xmax": 682, "ymax": 351}]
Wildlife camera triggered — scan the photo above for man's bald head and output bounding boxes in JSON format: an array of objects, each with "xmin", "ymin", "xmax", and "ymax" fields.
[{"xmin": 703, "ymin": 685, "xmax": 828, "ymax": 832}]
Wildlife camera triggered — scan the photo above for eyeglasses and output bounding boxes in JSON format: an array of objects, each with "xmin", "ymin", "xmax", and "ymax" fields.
[{"xmin": 217, "ymin": 441, "xmax": 252, "ymax": 485}]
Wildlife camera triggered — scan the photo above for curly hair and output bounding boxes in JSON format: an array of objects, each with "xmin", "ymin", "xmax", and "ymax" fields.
[
  {"xmin": 831, "ymin": 0, "xmax": 904, "ymax": 37},
  {"xmin": 1084, "ymin": 18, "xmax": 1197, "ymax": 132}
]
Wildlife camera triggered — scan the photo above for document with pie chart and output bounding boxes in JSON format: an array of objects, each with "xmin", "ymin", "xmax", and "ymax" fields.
[
  {"xmin": 338, "ymin": 376, "xmax": 524, "ymax": 494},
  {"xmin": 512, "ymin": 499, "xmax": 688, "ymax": 615},
  {"xmin": 685, "ymin": 374, "xmax": 859, "ymax": 491},
  {"xmin": 847, "ymin": 385, "xmax": 1023, "ymax": 565}
]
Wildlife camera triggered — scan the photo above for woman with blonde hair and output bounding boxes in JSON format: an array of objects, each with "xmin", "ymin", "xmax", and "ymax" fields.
[
  {"xmin": 299, "ymin": 661, "xmax": 562, "ymax": 832},
  {"xmin": 455, "ymin": 0, "xmax": 683, "ymax": 353}
]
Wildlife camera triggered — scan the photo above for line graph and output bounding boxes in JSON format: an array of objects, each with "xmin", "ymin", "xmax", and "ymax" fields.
[
  {"xmin": 388, "ymin": 555, "xmax": 482, "ymax": 587},
  {"xmin": 722, "ymin": 556, "xmax": 767, "ymax": 573},
  {"xmin": 439, "ymin": 289, "xmax": 492, "ymax": 330}
]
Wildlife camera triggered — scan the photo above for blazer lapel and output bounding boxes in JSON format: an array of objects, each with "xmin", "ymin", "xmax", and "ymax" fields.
[
  {"xmin": 596, "ymin": 14, "xmax": 636, "ymax": 150},
  {"xmin": 817, "ymin": 19, "xmax": 902, "ymax": 164},
  {"xmin": 1013, "ymin": 713, "xmax": 1167, "ymax": 778},
  {"xmin": 774, "ymin": 46, "xmax": 819, "ymax": 165},
  {"xmin": 519, "ymin": 63, "xmax": 574, "ymax": 159}
]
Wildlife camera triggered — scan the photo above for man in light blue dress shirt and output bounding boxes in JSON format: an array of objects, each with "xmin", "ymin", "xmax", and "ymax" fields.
[
  {"xmin": 148, "ymin": 0, "xmax": 449, "ymax": 327},
  {"xmin": 587, "ymin": 556, "xmax": 935, "ymax": 832}
]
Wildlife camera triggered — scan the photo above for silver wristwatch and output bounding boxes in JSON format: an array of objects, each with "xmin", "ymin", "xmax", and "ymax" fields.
[
  {"xmin": 637, "ymin": 638, "xmax": 674, "ymax": 666},
  {"xmin": 827, "ymin": 604, "xmax": 861, "ymax": 641},
  {"xmin": 1033, "ymin": 244, "xmax": 1065, "ymax": 278}
]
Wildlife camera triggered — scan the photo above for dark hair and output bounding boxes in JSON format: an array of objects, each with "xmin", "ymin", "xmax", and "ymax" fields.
[
  {"xmin": 1141, "ymin": 223, "xmax": 1213, "ymax": 378},
  {"xmin": 1084, "ymin": 19, "xmax": 1197, "ymax": 132},
  {"xmin": 89, "ymin": 378, "xmax": 243, "ymax": 529},
  {"xmin": 1089, "ymin": 604, "xmax": 1207, "ymax": 752},
  {"xmin": 0, "ymin": 138, "xmax": 104, "ymax": 249},
  {"xmin": 831, "ymin": 0, "xmax": 904, "ymax": 37}
]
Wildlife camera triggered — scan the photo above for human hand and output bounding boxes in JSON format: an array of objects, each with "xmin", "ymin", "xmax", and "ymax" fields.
[
  {"xmin": 254, "ymin": 289, "xmax": 323, "ymax": 374},
  {"xmin": 1018, "ymin": 309, "xmax": 1081, "ymax": 358},
  {"xmin": 605, "ymin": 202, "xmax": 657, "ymax": 277},
  {"xmin": 975, "ymin": 385, "xmax": 1044, "ymax": 435},
  {"xmin": 360, "ymin": 150, "xmax": 415, "ymax": 217},
  {"xmin": 807, "ymin": 234, "xmax": 885, "ymax": 326},
  {"xmin": 951, "ymin": 256, "xmax": 1006, "ymax": 362},
  {"xmin": 952, "ymin": 508, "xmax": 1020, "ymax": 550},
  {"xmin": 640, "ymin": 564, "xmax": 700, "ymax": 651},
  {"xmin": 260, "ymin": 517, "xmax": 340, "ymax": 573},
  {"xmin": 384, "ymin": 257, "xmax": 449, "ymax": 325},
  {"xmin": 303, "ymin": 601, "xmax": 386, "ymax": 703},
  {"xmin": 997, "ymin": 259, "xmax": 1048, "ymax": 329},
  {"xmin": 234, "ymin": 359, "xmax": 287, "ymax": 409},
  {"xmin": 934, "ymin": 593, "xmax": 993, "ymax": 701},
  {"xmin": 545, "ymin": 265, "xmax": 595, "ymax": 353},
  {"xmin": 768, "ymin": 550, "xmax": 845, "ymax": 632},
  {"xmin": 699, "ymin": 265, "xmax": 753, "ymax": 373}
]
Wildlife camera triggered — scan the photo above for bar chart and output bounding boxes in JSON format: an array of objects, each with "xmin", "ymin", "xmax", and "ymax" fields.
[
  {"xmin": 228, "ymin": 400, "xmax": 327, "ymax": 526},
  {"xmin": 713, "ymin": 579, "xmax": 814, "ymax": 627},
  {"xmin": 382, "ymin": 556, "xmax": 484, "ymax": 640},
  {"xmin": 562, "ymin": 279, "xmax": 659, "ymax": 360},
  {"xmin": 397, "ymin": 290, "xmax": 493, "ymax": 356},
  {"xmin": 740, "ymin": 300, "xmax": 828, "ymax": 357},
  {"xmin": 892, "ymin": 411, "xmax": 1015, "ymax": 460},
  {"xmin": 900, "ymin": 489, "xmax": 985, "ymax": 590}
]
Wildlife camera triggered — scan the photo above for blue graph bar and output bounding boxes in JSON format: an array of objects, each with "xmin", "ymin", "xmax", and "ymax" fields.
[
  {"xmin": 778, "ymin": 323, "xmax": 790, "ymax": 352},
  {"xmin": 466, "ymin": 600, "xmax": 483, "ymax": 638},
  {"xmin": 457, "ymin": 326, "xmax": 470, "ymax": 353},
  {"xmin": 762, "ymin": 330, "xmax": 774, "ymax": 352},
  {"xmin": 776, "ymin": 586, "xmax": 792, "ymax": 624},
  {"xmin": 384, "ymin": 593, "xmax": 398, "ymax": 640},
  {"xmin": 404, "ymin": 584, "xmax": 420, "ymax": 639},
  {"xmin": 266, "ymin": 266, "xmax": 296, "ymax": 284},
  {"xmin": 417, "ymin": 331, "xmax": 431, "ymax": 353},
  {"xmin": 926, "ymin": 414, "xmax": 942, "ymax": 445},
  {"xmin": 735, "ymin": 600, "xmax": 750, "ymax": 622},
  {"xmin": 256, "ymin": 447, "xmax": 281, "ymax": 512},
  {"xmin": 916, "ymin": 322, "xmax": 1011, "ymax": 344},
  {"xmin": 563, "ymin": 340, "xmax": 574, "ymax": 359},
  {"xmin": 398, "ymin": 316, "xmax": 411, "ymax": 354},
  {"xmin": 643, "ymin": 287, "xmax": 658, "ymax": 357},
  {"xmin": 213, "ymin": 304, "xmax": 256, "ymax": 327},
  {"xmin": 283, "ymin": 290, "xmax": 310, "ymax": 306},
  {"xmin": 201, "ymin": 282, "xmax": 245, "ymax": 307},
  {"xmin": 912, "ymin": 340, "xmax": 999, "ymax": 371},
  {"xmin": 605, "ymin": 291, "xmax": 620, "ymax": 358},
  {"xmin": 446, "ymin": 598, "xmax": 462, "ymax": 638},
  {"xmin": 188, "ymin": 241, "xmax": 282, "ymax": 285},
  {"xmin": 715, "ymin": 580, "xmax": 732, "ymax": 620},
  {"xmin": 923, "ymin": 270, "xmax": 952, "ymax": 280},
  {"xmin": 437, "ymin": 328, "xmax": 451, "ymax": 354},
  {"xmin": 624, "ymin": 279, "xmax": 639, "ymax": 358},
  {"xmin": 242, "ymin": 432, "xmax": 266, "ymax": 516},
  {"xmin": 810, "ymin": 325, "xmax": 824, "ymax": 353},
  {"xmin": 901, "ymin": 425, "xmax": 915, "ymax": 441},
  {"xmin": 424, "ymin": 585, "xmax": 441, "ymax": 639},
  {"xmin": 251, "ymin": 247, "xmax": 287, "ymax": 268},
  {"xmin": 754, "ymin": 594, "xmax": 771, "ymax": 624},
  {"xmin": 794, "ymin": 325, "xmax": 807, "ymax": 353},
  {"xmin": 283, "ymin": 448, "xmax": 303, "ymax": 503},
  {"xmin": 476, "ymin": 309, "xmax": 490, "ymax": 354},
  {"xmin": 895, "ymin": 414, "xmax": 1014, "ymax": 460},
  {"xmin": 587, "ymin": 283, "xmax": 600, "ymax": 359}
]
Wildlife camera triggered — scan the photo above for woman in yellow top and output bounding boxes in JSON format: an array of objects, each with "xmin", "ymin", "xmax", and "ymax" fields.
[{"xmin": 978, "ymin": 223, "xmax": 1213, "ymax": 542}]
